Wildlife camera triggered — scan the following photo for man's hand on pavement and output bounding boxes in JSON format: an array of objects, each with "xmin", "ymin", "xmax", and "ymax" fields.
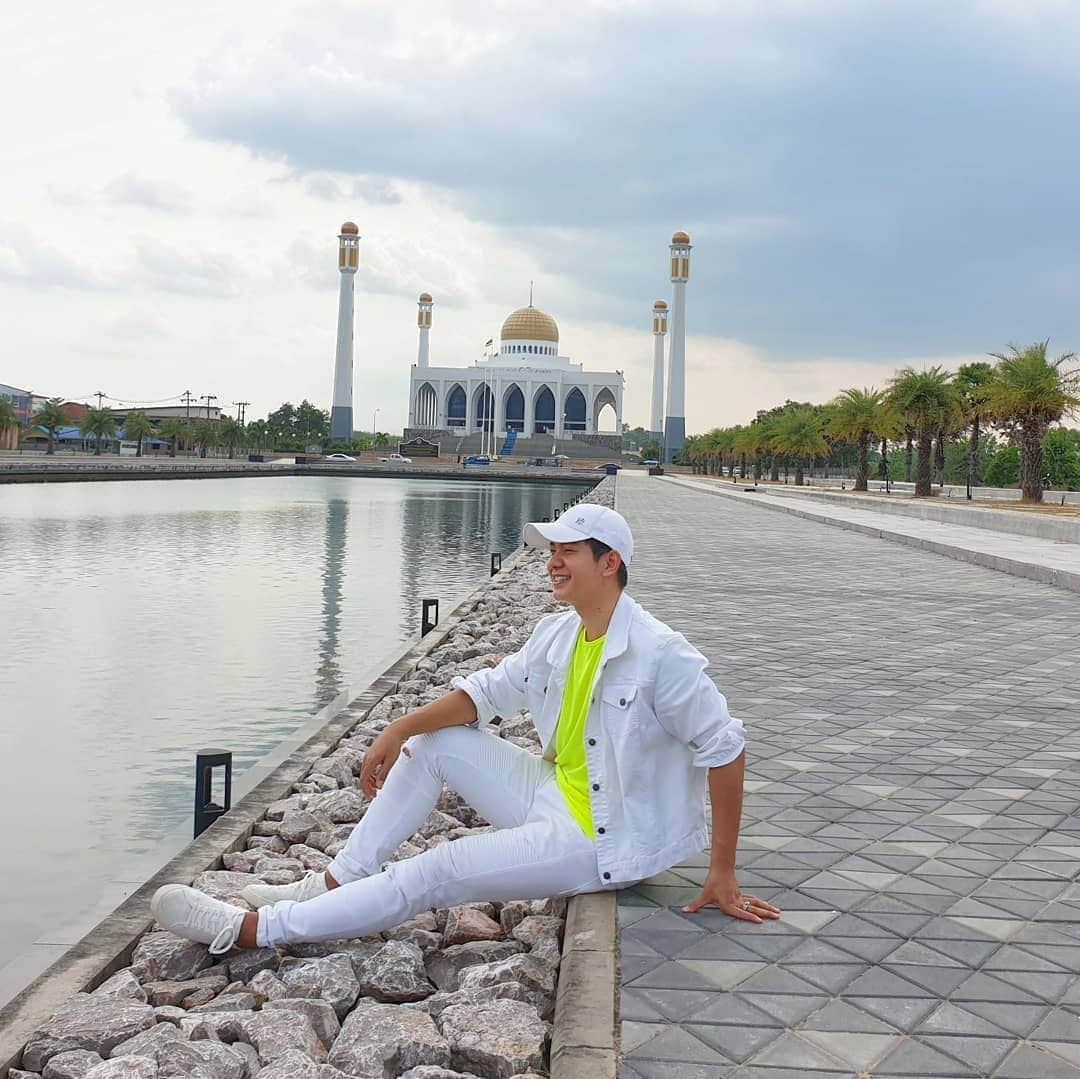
[{"xmin": 682, "ymin": 866, "xmax": 781, "ymax": 924}]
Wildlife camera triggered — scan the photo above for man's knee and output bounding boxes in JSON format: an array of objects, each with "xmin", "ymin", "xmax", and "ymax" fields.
[{"xmin": 404, "ymin": 725, "xmax": 478, "ymax": 768}]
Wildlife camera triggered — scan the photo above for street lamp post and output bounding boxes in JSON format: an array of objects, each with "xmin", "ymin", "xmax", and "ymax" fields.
[{"xmin": 372, "ymin": 408, "xmax": 380, "ymax": 453}]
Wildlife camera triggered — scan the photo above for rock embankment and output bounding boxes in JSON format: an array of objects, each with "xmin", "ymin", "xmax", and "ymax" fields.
[{"xmin": 13, "ymin": 480, "xmax": 612, "ymax": 1079}]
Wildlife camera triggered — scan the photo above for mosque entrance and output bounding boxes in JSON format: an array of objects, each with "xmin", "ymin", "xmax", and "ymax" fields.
[
  {"xmin": 504, "ymin": 386, "xmax": 525, "ymax": 432},
  {"xmin": 534, "ymin": 387, "xmax": 556, "ymax": 434},
  {"xmin": 564, "ymin": 388, "xmax": 587, "ymax": 432}
]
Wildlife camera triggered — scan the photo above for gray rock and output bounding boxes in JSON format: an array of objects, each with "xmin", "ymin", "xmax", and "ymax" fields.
[
  {"xmin": 23, "ymin": 997, "xmax": 157, "ymax": 1071},
  {"xmin": 251, "ymin": 854, "xmax": 304, "ymax": 877},
  {"xmin": 400, "ymin": 1070, "xmax": 482, "ymax": 1079},
  {"xmin": 189, "ymin": 872, "xmax": 258, "ymax": 908},
  {"xmin": 265, "ymin": 795, "xmax": 305, "ymax": 821},
  {"xmin": 188, "ymin": 992, "xmax": 262, "ymax": 1013},
  {"xmin": 405, "ymin": 983, "xmax": 539, "ymax": 1020},
  {"xmin": 221, "ymin": 850, "xmax": 265, "ymax": 873},
  {"xmin": 141, "ymin": 975, "xmax": 227, "ymax": 1008},
  {"xmin": 304, "ymin": 788, "xmax": 366, "ymax": 824},
  {"xmin": 227, "ymin": 948, "xmax": 280, "ymax": 983},
  {"xmin": 528, "ymin": 898, "xmax": 566, "ymax": 918},
  {"xmin": 92, "ymin": 971, "xmax": 147, "ymax": 1004},
  {"xmin": 497, "ymin": 902, "xmax": 532, "ymax": 936},
  {"xmin": 247, "ymin": 970, "xmax": 289, "ymax": 1002},
  {"xmin": 286, "ymin": 939, "xmax": 381, "ymax": 978},
  {"xmin": 278, "ymin": 954, "xmax": 359, "ymax": 1019},
  {"xmin": 277, "ymin": 812, "xmax": 329, "ymax": 846},
  {"xmin": 42, "ymin": 1049, "xmax": 105, "ymax": 1078},
  {"xmin": 110, "ymin": 1023, "xmax": 188, "ymax": 1058},
  {"xmin": 510, "ymin": 916, "xmax": 561, "ymax": 950},
  {"xmin": 327, "ymin": 1001, "xmax": 450, "ymax": 1077},
  {"xmin": 385, "ymin": 926, "xmax": 443, "ymax": 954},
  {"xmin": 310, "ymin": 756, "xmax": 355, "ymax": 788},
  {"xmin": 229, "ymin": 1042, "xmax": 261, "ymax": 1076},
  {"xmin": 356, "ymin": 941, "xmax": 434, "ymax": 1003},
  {"xmin": 261, "ymin": 997, "xmax": 340, "ymax": 1049},
  {"xmin": 151, "ymin": 1007, "xmax": 186, "ymax": 1027},
  {"xmin": 246, "ymin": 836, "xmax": 288, "ymax": 854},
  {"xmin": 457, "ymin": 955, "xmax": 554, "ymax": 999},
  {"xmin": 442, "ymin": 907, "xmax": 503, "ymax": 947},
  {"xmin": 424, "ymin": 942, "xmax": 522, "ymax": 992},
  {"xmin": 131, "ymin": 932, "xmax": 214, "ymax": 983},
  {"xmin": 438, "ymin": 999, "xmax": 549, "ymax": 1079},
  {"xmin": 250, "ymin": 1048, "xmax": 323, "ymax": 1078},
  {"xmin": 285, "ymin": 845, "xmax": 332, "ymax": 872},
  {"xmin": 242, "ymin": 1011, "xmax": 328, "ymax": 1065},
  {"xmin": 157, "ymin": 1041, "xmax": 248, "ymax": 1079},
  {"xmin": 83, "ymin": 1060, "xmax": 159, "ymax": 1078}
]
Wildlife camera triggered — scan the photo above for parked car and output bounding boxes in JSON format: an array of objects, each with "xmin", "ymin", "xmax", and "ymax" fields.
[
  {"xmin": 595, "ymin": 462, "xmax": 621, "ymax": 470},
  {"xmin": 642, "ymin": 458, "xmax": 659, "ymax": 466},
  {"xmin": 463, "ymin": 454, "xmax": 491, "ymax": 466},
  {"xmin": 379, "ymin": 453, "xmax": 412, "ymax": 464},
  {"xmin": 326, "ymin": 453, "xmax": 356, "ymax": 461}
]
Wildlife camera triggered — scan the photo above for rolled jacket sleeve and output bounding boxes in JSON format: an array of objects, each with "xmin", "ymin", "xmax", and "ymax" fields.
[
  {"xmin": 450, "ymin": 639, "xmax": 529, "ymax": 731},
  {"xmin": 653, "ymin": 634, "xmax": 745, "ymax": 768}
]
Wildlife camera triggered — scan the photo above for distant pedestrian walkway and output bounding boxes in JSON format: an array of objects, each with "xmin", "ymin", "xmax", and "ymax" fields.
[
  {"xmin": 672, "ymin": 477, "xmax": 1080, "ymax": 596},
  {"xmin": 615, "ymin": 470, "xmax": 1080, "ymax": 1079}
]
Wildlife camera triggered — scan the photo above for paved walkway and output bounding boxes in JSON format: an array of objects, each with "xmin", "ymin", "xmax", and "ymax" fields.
[
  {"xmin": 669, "ymin": 478, "xmax": 1080, "ymax": 594},
  {"xmin": 614, "ymin": 470, "xmax": 1080, "ymax": 1079}
]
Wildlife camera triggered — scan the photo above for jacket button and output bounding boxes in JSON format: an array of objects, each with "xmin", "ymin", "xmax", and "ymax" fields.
[
  {"xmin": 597, "ymin": 827, "xmax": 606, "ymax": 835},
  {"xmin": 524, "ymin": 676, "xmax": 529, "ymax": 683},
  {"xmin": 619, "ymin": 697, "xmax": 626, "ymax": 706},
  {"xmin": 588, "ymin": 738, "xmax": 596, "ymax": 746},
  {"xmin": 592, "ymin": 783, "xmax": 600, "ymax": 791},
  {"xmin": 603, "ymin": 872, "xmax": 611, "ymax": 880},
  {"xmin": 590, "ymin": 698, "xmax": 595, "ymax": 705}
]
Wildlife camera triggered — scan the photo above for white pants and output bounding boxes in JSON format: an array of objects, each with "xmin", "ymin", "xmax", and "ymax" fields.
[{"xmin": 257, "ymin": 726, "xmax": 605, "ymax": 947}]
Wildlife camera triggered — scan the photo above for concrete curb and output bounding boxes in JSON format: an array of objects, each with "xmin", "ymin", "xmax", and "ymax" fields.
[
  {"xmin": 668, "ymin": 478, "xmax": 1080, "ymax": 596},
  {"xmin": 551, "ymin": 891, "xmax": 619, "ymax": 1079},
  {"xmin": 0, "ymin": 536, "xmax": 545, "ymax": 1077}
]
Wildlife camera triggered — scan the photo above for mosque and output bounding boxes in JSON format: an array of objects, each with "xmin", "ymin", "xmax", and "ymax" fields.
[{"xmin": 328, "ymin": 225, "xmax": 690, "ymax": 462}]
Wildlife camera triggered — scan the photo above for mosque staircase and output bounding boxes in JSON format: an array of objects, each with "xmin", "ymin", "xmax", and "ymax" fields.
[
  {"xmin": 454, "ymin": 433, "xmax": 622, "ymax": 461},
  {"xmin": 500, "ymin": 430, "xmax": 518, "ymax": 456}
]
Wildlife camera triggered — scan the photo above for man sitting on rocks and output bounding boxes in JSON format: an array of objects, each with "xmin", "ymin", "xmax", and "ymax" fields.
[{"xmin": 152, "ymin": 504, "xmax": 779, "ymax": 954}]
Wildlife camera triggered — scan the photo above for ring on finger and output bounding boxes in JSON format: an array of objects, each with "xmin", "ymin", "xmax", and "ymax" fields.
[{"xmin": 742, "ymin": 899, "xmax": 751, "ymax": 911}]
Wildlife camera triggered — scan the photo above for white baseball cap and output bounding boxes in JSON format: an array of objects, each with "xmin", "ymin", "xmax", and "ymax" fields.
[{"xmin": 523, "ymin": 504, "xmax": 634, "ymax": 566}]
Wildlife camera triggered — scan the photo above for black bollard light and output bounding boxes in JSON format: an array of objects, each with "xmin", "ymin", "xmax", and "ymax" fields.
[
  {"xmin": 194, "ymin": 750, "xmax": 232, "ymax": 838},
  {"xmin": 421, "ymin": 598, "xmax": 439, "ymax": 636},
  {"xmin": 490, "ymin": 552, "xmax": 502, "ymax": 576}
]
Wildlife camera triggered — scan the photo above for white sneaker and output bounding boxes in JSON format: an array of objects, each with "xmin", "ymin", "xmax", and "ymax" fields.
[
  {"xmin": 240, "ymin": 869, "xmax": 329, "ymax": 909},
  {"xmin": 151, "ymin": 885, "xmax": 246, "ymax": 954}
]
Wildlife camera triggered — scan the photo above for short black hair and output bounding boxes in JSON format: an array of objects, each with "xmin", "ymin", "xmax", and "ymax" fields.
[{"xmin": 587, "ymin": 538, "xmax": 628, "ymax": 588}]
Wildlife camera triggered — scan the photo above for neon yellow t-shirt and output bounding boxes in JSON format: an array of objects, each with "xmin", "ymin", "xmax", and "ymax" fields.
[{"xmin": 554, "ymin": 626, "xmax": 605, "ymax": 840}]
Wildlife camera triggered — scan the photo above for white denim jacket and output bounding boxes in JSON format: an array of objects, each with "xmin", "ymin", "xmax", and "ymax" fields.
[{"xmin": 451, "ymin": 591, "xmax": 745, "ymax": 886}]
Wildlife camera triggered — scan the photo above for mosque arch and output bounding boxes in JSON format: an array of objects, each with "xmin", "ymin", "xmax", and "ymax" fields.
[
  {"xmin": 563, "ymin": 387, "xmax": 587, "ymax": 432},
  {"xmin": 415, "ymin": 382, "xmax": 438, "ymax": 428},
  {"xmin": 533, "ymin": 384, "xmax": 556, "ymax": 435},
  {"xmin": 446, "ymin": 383, "xmax": 467, "ymax": 428},
  {"xmin": 593, "ymin": 387, "xmax": 617, "ymax": 433},
  {"xmin": 472, "ymin": 384, "xmax": 495, "ymax": 433},
  {"xmin": 503, "ymin": 383, "xmax": 525, "ymax": 432}
]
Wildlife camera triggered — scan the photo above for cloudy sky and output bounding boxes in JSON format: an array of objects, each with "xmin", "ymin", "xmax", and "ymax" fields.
[{"xmin": 3, "ymin": 0, "xmax": 1079, "ymax": 435}]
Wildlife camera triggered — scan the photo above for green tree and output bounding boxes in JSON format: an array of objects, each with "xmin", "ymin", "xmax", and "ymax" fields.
[
  {"xmin": 31, "ymin": 399, "xmax": 72, "ymax": 455},
  {"xmin": 192, "ymin": 420, "xmax": 219, "ymax": 459},
  {"xmin": 639, "ymin": 438, "xmax": 662, "ymax": 462},
  {"xmin": 955, "ymin": 361, "xmax": 996, "ymax": 487},
  {"xmin": 157, "ymin": 418, "xmax": 187, "ymax": 458},
  {"xmin": 888, "ymin": 367, "xmax": 960, "ymax": 497},
  {"xmin": 79, "ymin": 407, "xmax": 118, "ymax": 456},
  {"xmin": 123, "ymin": 410, "xmax": 155, "ymax": 457},
  {"xmin": 984, "ymin": 445, "xmax": 1020, "ymax": 488},
  {"xmin": 295, "ymin": 400, "xmax": 331, "ymax": 446},
  {"xmin": 0, "ymin": 396, "xmax": 17, "ymax": 439},
  {"xmin": 218, "ymin": 417, "xmax": 244, "ymax": 459},
  {"xmin": 1042, "ymin": 427, "xmax": 1080, "ymax": 490},
  {"xmin": 768, "ymin": 406, "xmax": 828, "ymax": 485},
  {"xmin": 826, "ymin": 387, "xmax": 892, "ymax": 492},
  {"xmin": 986, "ymin": 341, "xmax": 1080, "ymax": 502},
  {"xmin": 266, "ymin": 402, "xmax": 297, "ymax": 448},
  {"xmin": 245, "ymin": 420, "xmax": 269, "ymax": 451},
  {"xmin": 372, "ymin": 431, "xmax": 393, "ymax": 449}
]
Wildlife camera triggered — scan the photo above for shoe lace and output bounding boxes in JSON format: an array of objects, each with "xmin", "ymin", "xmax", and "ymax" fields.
[{"xmin": 209, "ymin": 919, "xmax": 241, "ymax": 955}]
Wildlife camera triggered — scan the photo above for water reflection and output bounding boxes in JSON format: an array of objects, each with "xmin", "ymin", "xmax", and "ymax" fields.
[{"xmin": 316, "ymin": 499, "xmax": 348, "ymax": 706}]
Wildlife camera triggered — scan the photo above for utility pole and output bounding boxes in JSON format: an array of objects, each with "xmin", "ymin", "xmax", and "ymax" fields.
[
  {"xmin": 236, "ymin": 401, "xmax": 250, "ymax": 424},
  {"xmin": 200, "ymin": 394, "xmax": 217, "ymax": 422},
  {"xmin": 181, "ymin": 390, "xmax": 195, "ymax": 427},
  {"xmin": 94, "ymin": 391, "xmax": 106, "ymax": 409}
]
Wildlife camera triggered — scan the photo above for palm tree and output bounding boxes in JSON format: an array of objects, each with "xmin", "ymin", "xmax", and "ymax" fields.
[
  {"xmin": 192, "ymin": 420, "xmax": 220, "ymax": 459},
  {"xmin": 769, "ymin": 407, "xmax": 828, "ymax": 485},
  {"xmin": 123, "ymin": 410, "xmax": 155, "ymax": 457},
  {"xmin": 218, "ymin": 417, "xmax": 244, "ymax": 459},
  {"xmin": 157, "ymin": 418, "xmax": 187, "ymax": 458},
  {"xmin": 0, "ymin": 396, "xmax": 16, "ymax": 441},
  {"xmin": 986, "ymin": 341, "xmax": 1080, "ymax": 502},
  {"xmin": 372, "ymin": 432, "xmax": 393, "ymax": 449},
  {"xmin": 733, "ymin": 424, "xmax": 765, "ymax": 481},
  {"xmin": 79, "ymin": 407, "xmax": 118, "ymax": 456},
  {"xmin": 888, "ymin": 367, "xmax": 960, "ymax": 497},
  {"xmin": 826, "ymin": 387, "xmax": 890, "ymax": 492},
  {"xmin": 955, "ymin": 361, "xmax": 996, "ymax": 488},
  {"xmin": 31, "ymin": 399, "xmax": 72, "ymax": 455}
]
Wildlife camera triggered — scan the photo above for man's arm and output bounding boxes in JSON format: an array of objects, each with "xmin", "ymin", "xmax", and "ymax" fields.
[
  {"xmin": 682, "ymin": 754, "xmax": 779, "ymax": 923},
  {"xmin": 360, "ymin": 689, "xmax": 477, "ymax": 798}
]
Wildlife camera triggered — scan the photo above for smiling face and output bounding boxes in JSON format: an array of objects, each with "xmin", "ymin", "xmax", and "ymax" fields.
[{"xmin": 547, "ymin": 540, "xmax": 622, "ymax": 609}]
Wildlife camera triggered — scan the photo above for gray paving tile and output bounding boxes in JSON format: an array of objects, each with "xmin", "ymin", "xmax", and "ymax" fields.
[
  {"xmin": 799, "ymin": 999, "xmax": 899, "ymax": 1035},
  {"xmin": 625, "ymin": 1024, "xmax": 729, "ymax": 1064},
  {"xmin": 842, "ymin": 995, "xmax": 938, "ymax": 1032},
  {"xmin": 734, "ymin": 992, "xmax": 828, "ymax": 1027},
  {"xmin": 995, "ymin": 1044, "xmax": 1080, "ymax": 1077},
  {"xmin": 746, "ymin": 1032, "xmax": 850, "ymax": 1071},
  {"xmin": 916, "ymin": 1034, "xmax": 1016, "ymax": 1074},
  {"xmin": 874, "ymin": 1036, "xmax": 980, "ymax": 1076},
  {"xmin": 915, "ymin": 1001, "xmax": 1013, "ymax": 1038},
  {"xmin": 687, "ymin": 1022, "xmax": 783, "ymax": 1064},
  {"xmin": 624, "ymin": 1061, "xmax": 736, "ymax": 1079}
]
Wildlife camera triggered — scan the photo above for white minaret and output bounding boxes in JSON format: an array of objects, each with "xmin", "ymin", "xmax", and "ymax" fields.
[
  {"xmin": 330, "ymin": 221, "xmax": 359, "ymax": 442},
  {"xmin": 650, "ymin": 299, "xmax": 668, "ymax": 441},
  {"xmin": 664, "ymin": 230, "xmax": 691, "ymax": 463},
  {"xmin": 417, "ymin": 292, "xmax": 433, "ymax": 368}
]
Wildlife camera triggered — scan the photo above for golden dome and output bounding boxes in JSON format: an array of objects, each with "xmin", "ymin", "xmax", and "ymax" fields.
[
  {"xmin": 419, "ymin": 292, "xmax": 432, "ymax": 302},
  {"xmin": 340, "ymin": 221, "xmax": 359, "ymax": 235},
  {"xmin": 653, "ymin": 299, "xmax": 668, "ymax": 309},
  {"xmin": 672, "ymin": 230, "xmax": 690, "ymax": 244},
  {"xmin": 500, "ymin": 306, "xmax": 559, "ymax": 344}
]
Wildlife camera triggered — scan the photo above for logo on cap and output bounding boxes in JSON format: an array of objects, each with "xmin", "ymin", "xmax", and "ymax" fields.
[{"xmin": 575, "ymin": 516, "xmax": 586, "ymax": 525}]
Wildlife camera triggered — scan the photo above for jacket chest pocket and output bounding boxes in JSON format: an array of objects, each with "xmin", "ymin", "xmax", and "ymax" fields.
[{"xmin": 600, "ymin": 682, "xmax": 640, "ymax": 735}]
